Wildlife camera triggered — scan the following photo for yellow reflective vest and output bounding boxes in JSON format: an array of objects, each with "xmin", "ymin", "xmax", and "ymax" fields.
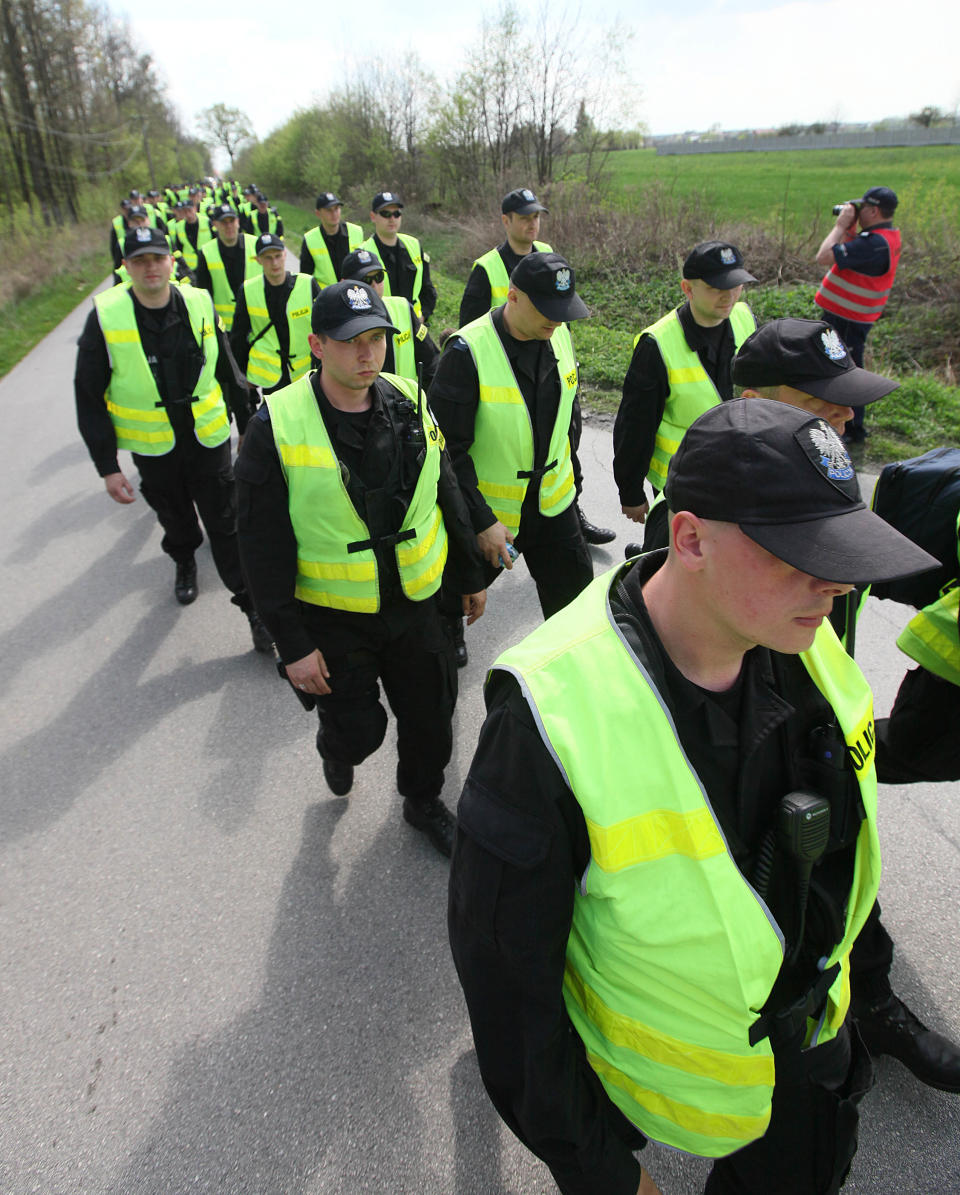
[
  {"xmin": 896, "ymin": 511, "xmax": 960, "ymax": 685},
  {"xmin": 360, "ymin": 233, "xmax": 425, "ymax": 318},
  {"xmin": 492, "ymin": 562, "xmax": 880, "ymax": 1158},
  {"xmin": 242, "ymin": 272, "xmax": 314, "ymax": 390},
  {"xmin": 266, "ymin": 373, "xmax": 448, "ymax": 612},
  {"xmin": 303, "ymin": 222, "xmax": 364, "ymax": 288},
  {"xmin": 456, "ymin": 312, "xmax": 577, "ymax": 536},
  {"xmin": 472, "ymin": 241, "xmax": 553, "ymax": 309},
  {"xmin": 93, "ymin": 284, "xmax": 229, "ymax": 456},
  {"xmin": 200, "ymin": 233, "xmax": 261, "ymax": 331},
  {"xmin": 640, "ymin": 303, "xmax": 756, "ymax": 490},
  {"xmin": 383, "ymin": 295, "xmax": 418, "ymax": 382}
]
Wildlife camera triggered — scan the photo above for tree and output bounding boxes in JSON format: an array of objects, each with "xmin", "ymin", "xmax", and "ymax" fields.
[
  {"xmin": 909, "ymin": 105, "xmax": 944, "ymax": 128},
  {"xmin": 196, "ymin": 103, "xmax": 254, "ymax": 170}
]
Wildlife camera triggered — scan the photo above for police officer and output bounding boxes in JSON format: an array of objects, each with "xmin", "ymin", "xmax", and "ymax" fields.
[
  {"xmin": 235, "ymin": 280, "xmax": 486, "ymax": 856},
  {"xmin": 615, "ymin": 240, "xmax": 757, "ymax": 553},
  {"xmin": 231, "ymin": 233, "xmax": 320, "ymax": 394},
  {"xmin": 300, "ymin": 191, "xmax": 365, "ymax": 288},
  {"xmin": 74, "ymin": 225, "xmax": 271, "ymax": 651},
  {"xmin": 250, "ymin": 192, "xmax": 283, "ymax": 239},
  {"xmin": 732, "ymin": 318, "xmax": 960, "ymax": 1096},
  {"xmin": 171, "ymin": 197, "xmax": 214, "ymax": 278},
  {"xmin": 459, "ymin": 187, "xmax": 614, "ymax": 548},
  {"xmin": 110, "ymin": 201, "xmax": 147, "ymax": 274},
  {"xmin": 430, "ymin": 252, "xmax": 594, "ymax": 657},
  {"xmin": 340, "ymin": 248, "xmax": 439, "ymax": 387},
  {"xmin": 814, "ymin": 185, "xmax": 901, "ymax": 443},
  {"xmin": 195, "ymin": 204, "xmax": 262, "ymax": 332},
  {"xmin": 449, "ymin": 398, "xmax": 938, "ymax": 1195},
  {"xmin": 360, "ymin": 191, "xmax": 437, "ymax": 324},
  {"xmin": 458, "ymin": 187, "xmax": 554, "ymax": 327}
]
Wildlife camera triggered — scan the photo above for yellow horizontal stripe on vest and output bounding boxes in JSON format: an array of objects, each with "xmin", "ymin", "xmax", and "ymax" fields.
[
  {"xmin": 587, "ymin": 1051, "xmax": 770, "ymax": 1145},
  {"xmin": 566, "ymin": 965, "xmax": 774, "ymax": 1088},
  {"xmin": 298, "ymin": 557, "xmax": 376, "ymax": 581},
  {"xmin": 540, "ymin": 468, "xmax": 575, "ymax": 511},
  {"xmin": 294, "ymin": 584, "xmax": 378, "ymax": 613},
  {"xmin": 654, "ymin": 431, "xmax": 682, "ymax": 455},
  {"xmin": 247, "ymin": 304, "xmax": 269, "ymax": 318},
  {"xmin": 397, "ymin": 507, "xmax": 442, "ymax": 567},
  {"xmin": 585, "ymin": 805, "xmax": 727, "ymax": 872},
  {"xmin": 478, "ymin": 383, "xmax": 524, "ymax": 405},
  {"xmin": 667, "ymin": 366, "xmax": 708, "ymax": 385},
  {"xmin": 402, "ymin": 553, "xmax": 446, "ymax": 595},
  {"xmin": 103, "ymin": 329, "xmax": 142, "ymax": 345},
  {"xmin": 279, "ymin": 443, "xmax": 337, "ymax": 469},
  {"xmin": 106, "ymin": 398, "xmax": 171, "ymax": 423},
  {"xmin": 478, "ymin": 479, "xmax": 525, "ymax": 501},
  {"xmin": 192, "ymin": 386, "xmax": 224, "ymax": 416}
]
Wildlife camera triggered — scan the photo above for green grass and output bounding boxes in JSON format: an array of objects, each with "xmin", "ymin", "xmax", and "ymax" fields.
[
  {"xmin": 0, "ymin": 251, "xmax": 112, "ymax": 377},
  {"xmin": 600, "ymin": 145, "xmax": 960, "ymax": 238}
]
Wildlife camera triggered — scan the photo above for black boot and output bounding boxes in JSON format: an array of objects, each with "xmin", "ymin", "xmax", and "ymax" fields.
[
  {"xmin": 576, "ymin": 503, "xmax": 616, "ymax": 545},
  {"xmin": 624, "ymin": 542, "xmax": 643, "ymax": 559},
  {"xmin": 446, "ymin": 615, "xmax": 468, "ymax": 668},
  {"xmin": 856, "ymin": 992, "xmax": 960, "ymax": 1092},
  {"xmin": 402, "ymin": 796, "xmax": 455, "ymax": 857},
  {"xmin": 247, "ymin": 610, "xmax": 274, "ymax": 653},
  {"xmin": 174, "ymin": 556, "xmax": 198, "ymax": 605},
  {"xmin": 322, "ymin": 759, "xmax": 354, "ymax": 796}
]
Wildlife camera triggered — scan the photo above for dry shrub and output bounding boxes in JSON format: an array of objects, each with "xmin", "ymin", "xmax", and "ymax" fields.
[{"xmin": 0, "ymin": 206, "xmax": 111, "ymax": 307}]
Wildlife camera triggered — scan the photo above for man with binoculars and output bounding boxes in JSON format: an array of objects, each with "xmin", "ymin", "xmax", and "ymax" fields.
[{"xmin": 814, "ymin": 185, "xmax": 901, "ymax": 443}]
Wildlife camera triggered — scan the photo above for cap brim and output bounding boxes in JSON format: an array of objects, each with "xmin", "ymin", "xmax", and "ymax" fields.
[
  {"xmin": 512, "ymin": 203, "xmax": 548, "ymax": 214},
  {"xmin": 798, "ymin": 368, "xmax": 898, "ymax": 408},
  {"xmin": 320, "ymin": 315, "xmax": 399, "ymax": 341},
  {"xmin": 124, "ymin": 245, "xmax": 170, "ymax": 259},
  {"xmin": 528, "ymin": 292, "xmax": 590, "ymax": 322},
  {"xmin": 742, "ymin": 506, "xmax": 940, "ymax": 585},
  {"xmin": 701, "ymin": 268, "xmax": 757, "ymax": 288}
]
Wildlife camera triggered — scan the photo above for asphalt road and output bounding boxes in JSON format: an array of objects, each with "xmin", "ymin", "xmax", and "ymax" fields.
[{"xmin": 0, "ymin": 283, "xmax": 957, "ymax": 1194}]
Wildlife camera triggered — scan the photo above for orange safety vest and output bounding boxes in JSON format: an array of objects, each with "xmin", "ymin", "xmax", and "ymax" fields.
[{"xmin": 815, "ymin": 227, "xmax": 901, "ymax": 325}]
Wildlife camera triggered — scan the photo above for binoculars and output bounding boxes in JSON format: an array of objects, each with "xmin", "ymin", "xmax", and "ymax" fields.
[{"xmin": 832, "ymin": 200, "xmax": 863, "ymax": 216}]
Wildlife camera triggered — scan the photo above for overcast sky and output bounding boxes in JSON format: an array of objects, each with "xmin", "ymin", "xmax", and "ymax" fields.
[{"xmin": 129, "ymin": 0, "xmax": 960, "ymax": 143}]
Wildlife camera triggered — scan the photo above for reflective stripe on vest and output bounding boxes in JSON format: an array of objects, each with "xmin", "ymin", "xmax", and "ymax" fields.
[
  {"xmin": 94, "ymin": 284, "xmax": 228, "ymax": 456},
  {"xmin": 361, "ymin": 233, "xmax": 425, "ymax": 318},
  {"xmin": 457, "ymin": 313, "xmax": 578, "ymax": 536},
  {"xmin": 383, "ymin": 295, "xmax": 416, "ymax": 381},
  {"xmin": 815, "ymin": 228, "xmax": 901, "ymax": 324},
  {"xmin": 243, "ymin": 272, "xmax": 314, "ymax": 389},
  {"xmin": 304, "ymin": 222, "xmax": 364, "ymax": 288},
  {"xmin": 201, "ymin": 233, "xmax": 261, "ymax": 330},
  {"xmin": 491, "ymin": 561, "xmax": 880, "ymax": 1157},
  {"xmin": 641, "ymin": 303, "xmax": 756, "ymax": 490},
  {"xmin": 472, "ymin": 241, "xmax": 553, "ymax": 309},
  {"xmin": 266, "ymin": 373, "xmax": 448, "ymax": 612},
  {"xmin": 897, "ymin": 585, "xmax": 960, "ymax": 685}
]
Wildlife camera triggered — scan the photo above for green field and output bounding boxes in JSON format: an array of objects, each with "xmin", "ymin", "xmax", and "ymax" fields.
[{"xmin": 600, "ymin": 145, "xmax": 960, "ymax": 237}]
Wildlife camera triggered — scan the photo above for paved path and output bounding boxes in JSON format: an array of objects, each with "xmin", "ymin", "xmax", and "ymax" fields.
[{"xmin": 0, "ymin": 285, "xmax": 957, "ymax": 1193}]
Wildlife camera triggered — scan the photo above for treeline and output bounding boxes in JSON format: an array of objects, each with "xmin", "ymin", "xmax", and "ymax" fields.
[
  {"xmin": 0, "ymin": 0, "xmax": 209, "ymax": 227},
  {"xmin": 237, "ymin": 4, "xmax": 643, "ymax": 206}
]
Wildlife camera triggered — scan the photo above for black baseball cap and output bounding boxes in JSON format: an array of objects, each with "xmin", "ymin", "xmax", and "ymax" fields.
[
  {"xmin": 127, "ymin": 205, "xmax": 149, "ymax": 220},
  {"xmin": 682, "ymin": 241, "xmax": 756, "ymax": 289},
  {"xmin": 316, "ymin": 191, "xmax": 342, "ymax": 208},
  {"xmin": 255, "ymin": 233, "xmax": 285, "ymax": 255},
  {"xmin": 311, "ymin": 279, "xmax": 398, "ymax": 340},
  {"xmin": 510, "ymin": 252, "xmax": 589, "ymax": 322},
  {"xmin": 502, "ymin": 187, "xmax": 548, "ymax": 215},
  {"xmin": 213, "ymin": 204, "xmax": 239, "ymax": 220},
  {"xmin": 341, "ymin": 248, "xmax": 384, "ymax": 281},
  {"xmin": 860, "ymin": 186, "xmax": 898, "ymax": 211},
  {"xmin": 664, "ymin": 398, "xmax": 938, "ymax": 584},
  {"xmin": 734, "ymin": 319, "xmax": 898, "ymax": 407},
  {"xmin": 123, "ymin": 226, "xmax": 170, "ymax": 258},
  {"xmin": 371, "ymin": 191, "xmax": 403, "ymax": 212}
]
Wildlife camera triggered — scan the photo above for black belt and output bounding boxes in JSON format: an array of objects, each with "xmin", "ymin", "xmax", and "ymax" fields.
[
  {"xmin": 347, "ymin": 528, "xmax": 416, "ymax": 553},
  {"xmin": 749, "ymin": 962, "xmax": 841, "ymax": 1048},
  {"xmin": 516, "ymin": 457, "xmax": 558, "ymax": 480}
]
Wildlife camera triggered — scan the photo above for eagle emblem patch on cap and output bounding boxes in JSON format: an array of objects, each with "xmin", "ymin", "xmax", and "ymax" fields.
[
  {"xmin": 522, "ymin": 189, "xmax": 535, "ymax": 201},
  {"xmin": 720, "ymin": 247, "xmax": 736, "ymax": 265},
  {"xmin": 381, "ymin": 192, "xmax": 394, "ymax": 202},
  {"xmin": 357, "ymin": 250, "xmax": 372, "ymax": 262},
  {"xmin": 555, "ymin": 268, "xmax": 571, "ymax": 292},
  {"xmin": 136, "ymin": 227, "xmax": 152, "ymax": 242},
  {"xmin": 346, "ymin": 286, "xmax": 372, "ymax": 311},
  {"xmin": 821, "ymin": 328, "xmax": 847, "ymax": 362},
  {"xmin": 807, "ymin": 421, "xmax": 855, "ymax": 481}
]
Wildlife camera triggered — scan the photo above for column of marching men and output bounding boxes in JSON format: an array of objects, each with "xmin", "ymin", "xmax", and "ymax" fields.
[{"xmin": 77, "ymin": 177, "xmax": 960, "ymax": 1195}]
